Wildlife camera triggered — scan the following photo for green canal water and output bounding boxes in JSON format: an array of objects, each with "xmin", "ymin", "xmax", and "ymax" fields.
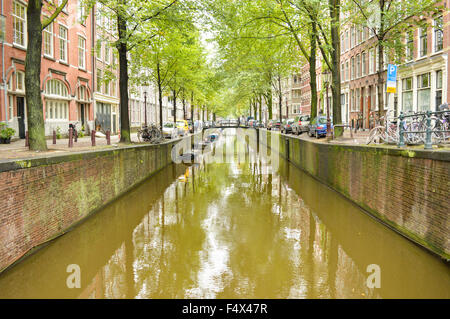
[{"xmin": 0, "ymin": 129, "xmax": 449, "ymax": 298}]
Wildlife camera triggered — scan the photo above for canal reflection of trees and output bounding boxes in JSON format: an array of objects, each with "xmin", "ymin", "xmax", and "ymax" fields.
[{"xmin": 0, "ymin": 135, "xmax": 449, "ymax": 299}]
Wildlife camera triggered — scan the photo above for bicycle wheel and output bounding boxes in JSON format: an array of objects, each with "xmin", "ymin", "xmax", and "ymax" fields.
[{"xmin": 366, "ymin": 126, "xmax": 384, "ymax": 145}]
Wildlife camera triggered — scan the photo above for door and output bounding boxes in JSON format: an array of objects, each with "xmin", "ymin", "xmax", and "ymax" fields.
[
  {"xmin": 80, "ymin": 104, "xmax": 85, "ymax": 128},
  {"xmin": 17, "ymin": 97, "xmax": 26, "ymax": 139},
  {"xmin": 112, "ymin": 114, "xmax": 117, "ymax": 134}
]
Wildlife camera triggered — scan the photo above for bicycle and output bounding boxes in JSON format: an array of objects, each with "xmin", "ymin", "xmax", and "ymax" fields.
[{"xmin": 137, "ymin": 124, "xmax": 162, "ymax": 142}]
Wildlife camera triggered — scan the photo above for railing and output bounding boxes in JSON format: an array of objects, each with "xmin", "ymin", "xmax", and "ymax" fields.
[{"xmin": 398, "ymin": 110, "xmax": 450, "ymax": 149}]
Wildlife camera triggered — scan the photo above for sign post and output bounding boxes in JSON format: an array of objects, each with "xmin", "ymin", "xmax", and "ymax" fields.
[{"xmin": 386, "ymin": 64, "xmax": 398, "ymax": 117}]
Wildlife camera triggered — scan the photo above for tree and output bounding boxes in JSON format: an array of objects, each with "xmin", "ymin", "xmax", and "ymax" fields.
[
  {"xmin": 87, "ymin": 0, "xmax": 179, "ymax": 143},
  {"xmin": 345, "ymin": 0, "xmax": 438, "ymax": 117},
  {"xmin": 25, "ymin": 0, "xmax": 68, "ymax": 151}
]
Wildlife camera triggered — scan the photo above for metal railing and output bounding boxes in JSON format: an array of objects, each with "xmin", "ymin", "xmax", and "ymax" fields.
[{"xmin": 397, "ymin": 110, "xmax": 450, "ymax": 149}]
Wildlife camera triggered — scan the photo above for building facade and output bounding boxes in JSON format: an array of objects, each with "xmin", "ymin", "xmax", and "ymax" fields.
[{"xmin": 1, "ymin": 0, "xmax": 94, "ymax": 138}]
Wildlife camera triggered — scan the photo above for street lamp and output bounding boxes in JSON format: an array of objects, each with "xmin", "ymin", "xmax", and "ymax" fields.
[
  {"xmin": 143, "ymin": 91, "xmax": 147, "ymax": 127},
  {"xmin": 323, "ymin": 70, "xmax": 332, "ymax": 138}
]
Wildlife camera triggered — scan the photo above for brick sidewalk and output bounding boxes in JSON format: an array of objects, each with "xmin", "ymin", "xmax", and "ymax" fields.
[{"xmin": 0, "ymin": 133, "xmax": 139, "ymax": 160}]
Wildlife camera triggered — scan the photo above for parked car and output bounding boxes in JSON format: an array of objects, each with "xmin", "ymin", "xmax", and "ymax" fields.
[
  {"xmin": 176, "ymin": 120, "xmax": 189, "ymax": 136},
  {"xmin": 281, "ymin": 119, "xmax": 295, "ymax": 134},
  {"xmin": 292, "ymin": 115, "xmax": 311, "ymax": 135},
  {"xmin": 267, "ymin": 120, "xmax": 282, "ymax": 130},
  {"xmin": 308, "ymin": 116, "xmax": 333, "ymax": 138},
  {"xmin": 162, "ymin": 122, "xmax": 178, "ymax": 139}
]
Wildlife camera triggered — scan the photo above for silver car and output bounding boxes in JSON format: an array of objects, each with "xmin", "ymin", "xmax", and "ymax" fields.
[{"xmin": 292, "ymin": 115, "xmax": 311, "ymax": 135}]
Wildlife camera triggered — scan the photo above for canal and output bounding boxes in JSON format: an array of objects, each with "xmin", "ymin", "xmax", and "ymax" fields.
[{"xmin": 0, "ymin": 129, "xmax": 448, "ymax": 298}]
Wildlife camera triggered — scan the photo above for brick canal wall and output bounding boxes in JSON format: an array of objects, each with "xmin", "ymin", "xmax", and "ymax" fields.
[
  {"xmin": 0, "ymin": 137, "xmax": 190, "ymax": 273},
  {"xmin": 263, "ymin": 130, "xmax": 450, "ymax": 260}
]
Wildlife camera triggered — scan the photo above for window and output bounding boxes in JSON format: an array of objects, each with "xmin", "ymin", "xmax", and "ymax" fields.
[
  {"xmin": 436, "ymin": 70, "xmax": 443, "ymax": 109},
  {"xmin": 78, "ymin": 0, "xmax": 86, "ymax": 24},
  {"xmin": 406, "ymin": 31, "xmax": 414, "ymax": 61},
  {"xmin": 96, "ymin": 69, "xmax": 102, "ymax": 92},
  {"xmin": 351, "ymin": 57, "xmax": 355, "ymax": 80},
  {"xmin": 362, "ymin": 51, "xmax": 367, "ymax": 76},
  {"xmin": 8, "ymin": 95, "xmax": 14, "ymax": 121},
  {"xmin": 45, "ymin": 79, "xmax": 69, "ymax": 97},
  {"xmin": 356, "ymin": 88, "xmax": 360, "ymax": 111},
  {"xmin": 77, "ymin": 85, "xmax": 89, "ymax": 102},
  {"xmin": 43, "ymin": 21, "xmax": 53, "ymax": 57},
  {"xmin": 369, "ymin": 49, "xmax": 375, "ymax": 74},
  {"xmin": 419, "ymin": 26, "xmax": 427, "ymax": 57},
  {"xmin": 104, "ymin": 79, "xmax": 110, "ymax": 95},
  {"xmin": 417, "ymin": 73, "xmax": 430, "ymax": 112},
  {"xmin": 44, "ymin": 79, "xmax": 69, "ymax": 120},
  {"xmin": 356, "ymin": 54, "xmax": 361, "ymax": 78},
  {"xmin": 13, "ymin": 2, "xmax": 26, "ymax": 47},
  {"xmin": 402, "ymin": 77, "xmax": 413, "ymax": 112},
  {"xmin": 351, "ymin": 26, "xmax": 355, "ymax": 48},
  {"xmin": 59, "ymin": 26, "xmax": 68, "ymax": 62},
  {"xmin": 112, "ymin": 80, "xmax": 117, "ymax": 97},
  {"xmin": 345, "ymin": 61, "xmax": 349, "ymax": 81},
  {"xmin": 96, "ymin": 40, "xmax": 102, "ymax": 60},
  {"xmin": 105, "ymin": 45, "xmax": 110, "ymax": 64},
  {"xmin": 16, "ymin": 71, "xmax": 24, "ymax": 92},
  {"xmin": 78, "ymin": 36, "xmax": 86, "ymax": 69},
  {"xmin": 434, "ymin": 16, "xmax": 443, "ymax": 52},
  {"xmin": 57, "ymin": 0, "xmax": 68, "ymax": 13}
]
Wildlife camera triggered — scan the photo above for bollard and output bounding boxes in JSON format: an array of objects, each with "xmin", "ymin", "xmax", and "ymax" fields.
[
  {"xmin": 53, "ymin": 130, "xmax": 56, "ymax": 144},
  {"xmin": 25, "ymin": 131, "xmax": 29, "ymax": 148},
  {"xmin": 424, "ymin": 111, "xmax": 432, "ymax": 150},
  {"xmin": 74, "ymin": 129, "xmax": 78, "ymax": 143},
  {"xmin": 106, "ymin": 130, "xmax": 111, "ymax": 145},
  {"xmin": 398, "ymin": 113, "xmax": 405, "ymax": 148},
  {"xmin": 91, "ymin": 129, "xmax": 96, "ymax": 147},
  {"xmin": 68, "ymin": 128, "xmax": 73, "ymax": 148}
]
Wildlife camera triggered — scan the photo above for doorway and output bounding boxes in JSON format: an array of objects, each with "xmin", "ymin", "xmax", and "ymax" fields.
[{"xmin": 17, "ymin": 96, "xmax": 26, "ymax": 139}]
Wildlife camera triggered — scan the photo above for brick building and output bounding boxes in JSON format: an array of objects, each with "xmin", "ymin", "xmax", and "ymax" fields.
[
  {"xmin": 93, "ymin": 3, "xmax": 119, "ymax": 134},
  {"xmin": 0, "ymin": 0, "xmax": 94, "ymax": 138}
]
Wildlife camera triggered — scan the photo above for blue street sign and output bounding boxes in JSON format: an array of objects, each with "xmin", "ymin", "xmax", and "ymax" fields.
[{"xmin": 386, "ymin": 64, "xmax": 398, "ymax": 93}]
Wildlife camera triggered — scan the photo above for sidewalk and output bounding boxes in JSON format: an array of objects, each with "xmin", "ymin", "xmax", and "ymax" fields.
[{"xmin": 0, "ymin": 133, "xmax": 140, "ymax": 160}]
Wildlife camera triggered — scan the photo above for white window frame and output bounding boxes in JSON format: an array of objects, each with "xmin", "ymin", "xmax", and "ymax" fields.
[
  {"xmin": 433, "ymin": 15, "xmax": 443, "ymax": 53},
  {"xmin": 16, "ymin": 71, "xmax": 25, "ymax": 92},
  {"xmin": 78, "ymin": 36, "xmax": 86, "ymax": 70},
  {"xmin": 59, "ymin": 25, "xmax": 68, "ymax": 63},
  {"xmin": 43, "ymin": 20, "xmax": 54, "ymax": 58},
  {"xmin": 419, "ymin": 26, "xmax": 428, "ymax": 58},
  {"xmin": 12, "ymin": 2, "xmax": 26, "ymax": 48}
]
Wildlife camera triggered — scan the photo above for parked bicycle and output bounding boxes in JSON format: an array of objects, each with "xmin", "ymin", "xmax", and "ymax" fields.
[
  {"xmin": 137, "ymin": 124, "xmax": 162, "ymax": 142},
  {"xmin": 69, "ymin": 122, "xmax": 78, "ymax": 141}
]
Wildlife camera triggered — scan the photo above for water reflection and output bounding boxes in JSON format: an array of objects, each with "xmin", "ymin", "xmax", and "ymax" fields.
[{"xmin": 0, "ymin": 130, "xmax": 448, "ymax": 299}]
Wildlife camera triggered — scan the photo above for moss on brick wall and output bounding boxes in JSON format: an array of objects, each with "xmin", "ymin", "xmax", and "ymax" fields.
[
  {"xmin": 0, "ymin": 137, "xmax": 194, "ymax": 273},
  {"xmin": 264, "ymin": 130, "xmax": 450, "ymax": 260}
]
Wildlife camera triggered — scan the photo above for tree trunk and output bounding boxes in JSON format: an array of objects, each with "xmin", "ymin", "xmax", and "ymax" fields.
[
  {"xmin": 259, "ymin": 95, "xmax": 262, "ymax": 122},
  {"xmin": 157, "ymin": 61, "xmax": 163, "ymax": 129},
  {"xmin": 330, "ymin": 0, "xmax": 342, "ymax": 136},
  {"xmin": 117, "ymin": 8, "xmax": 131, "ymax": 143},
  {"xmin": 278, "ymin": 76, "xmax": 282, "ymax": 121},
  {"xmin": 190, "ymin": 91, "xmax": 194, "ymax": 121},
  {"xmin": 182, "ymin": 96, "xmax": 186, "ymax": 120},
  {"xmin": 173, "ymin": 89, "xmax": 177, "ymax": 123},
  {"xmin": 377, "ymin": 0, "xmax": 386, "ymax": 118},
  {"xmin": 25, "ymin": 1, "xmax": 47, "ymax": 151},
  {"xmin": 309, "ymin": 22, "xmax": 318, "ymax": 119}
]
